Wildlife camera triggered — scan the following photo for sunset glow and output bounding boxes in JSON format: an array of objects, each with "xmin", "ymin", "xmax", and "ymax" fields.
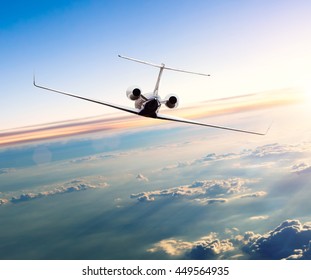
[{"xmin": 0, "ymin": 88, "xmax": 304, "ymax": 147}]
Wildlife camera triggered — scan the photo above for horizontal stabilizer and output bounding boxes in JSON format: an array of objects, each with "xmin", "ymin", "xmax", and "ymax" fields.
[{"xmin": 118, "ymin": 55, "xmax": 210, "ymax": 77}]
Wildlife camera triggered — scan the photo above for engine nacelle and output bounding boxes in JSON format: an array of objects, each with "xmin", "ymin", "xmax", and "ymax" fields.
[
  {"xmin": 126, "ymin": 86, "xmax": 142, "ymax": 101},
  {"xmin": 164, "ymin": 94, "xmax": 179, "ymax": 109}
]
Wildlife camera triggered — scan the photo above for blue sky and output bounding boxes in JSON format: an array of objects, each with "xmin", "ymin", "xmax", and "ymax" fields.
[{"xmin": 1, "ymin": 0, "xmax": 311, "ymax": 130}]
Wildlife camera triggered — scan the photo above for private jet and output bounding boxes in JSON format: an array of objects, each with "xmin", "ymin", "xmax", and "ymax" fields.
[{"xmin": 33, "ymin": 55, "xmax": 269, "ymax": 135}]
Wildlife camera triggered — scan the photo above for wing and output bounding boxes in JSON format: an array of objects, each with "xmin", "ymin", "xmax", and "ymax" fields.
[
  {"xmin": 33, "ymin": 77, "xmax": 140, "ymax": 115},
  {"xmin": 33, "ymin": 77, "xmax": 269, "ymax": 135},
  {"xmin": 156, "ymin": 113, "xmax": 270, "ymax": 135}
]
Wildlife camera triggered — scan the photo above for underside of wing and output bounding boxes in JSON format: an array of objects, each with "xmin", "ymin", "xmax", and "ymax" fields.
[
  {"xmin": 156, "ymin": 113, "xmax": 269, "ymax": 135},
  {"xmin": 33, "ymin": 78, "xmax": 140, "ymax": 115}
]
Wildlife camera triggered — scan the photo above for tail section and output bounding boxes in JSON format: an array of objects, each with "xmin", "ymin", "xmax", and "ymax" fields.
[{"xmin": 118, "ymin": 55, "xmax": 210, "ymax": 95}]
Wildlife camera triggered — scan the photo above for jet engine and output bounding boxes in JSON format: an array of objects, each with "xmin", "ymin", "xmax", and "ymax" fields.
[
  {"xmin": 126, "ymin": 86, "xmax": 142, "ymax": 100},
  {"xmin": 164, "ymin": 94, "xmax": 179, "ymax": 109}
]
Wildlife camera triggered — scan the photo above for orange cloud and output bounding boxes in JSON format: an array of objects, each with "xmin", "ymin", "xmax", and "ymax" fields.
[{"xmin": 0, "ymin": 88, "xmax": 304, "ymax": 147}]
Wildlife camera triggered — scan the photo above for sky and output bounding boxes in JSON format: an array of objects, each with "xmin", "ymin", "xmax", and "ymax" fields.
[
  {"xmin": 1, "ymin": 0, "xmax": 311, "ymax": 131},
  {"xmin": 1, "ymin": 0, "xmax": 311, "ymax": 261}
]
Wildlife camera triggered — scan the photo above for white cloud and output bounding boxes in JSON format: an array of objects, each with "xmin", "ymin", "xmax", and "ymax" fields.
[
  {"xmin": 249, "ymin": 215, "xmax": 269, "ymax": 221},
  {"xmin": 0, "ymin": 168, "xmax": 16, "ymax": 175},
  {"xmin": 158, "ymin": 141, "xmax": 311, "ymax": 176},
  {"xmin": 291, "ymin": 162, "xmax": 311, "ymax": 175},
  {"xmin": 244, "ymin": 143, "xmax": 295, "ymax": 158},
  {"xmin": 240, "ymin": 191, "xmax": 267, "ymax": 199},
  {"xmin": 136, "ymin": 174, "xmax": 149, "ymax": 182},
  {"xmin": 224, "ymin": 228, "xmax": 239, "ymax": 235},
  {"xmin": 10, "ymin": 183, "xmax": 95, "ymax": 203},
  {"xmin": 147, "ymin": 239, "xmax": 193, "ymax": 256},
  {"xmin": 234, "ymin": 162, "xmax": 276, "ymax": 169},
  {"xmin": 131, "ymin": 178, "xmax": 255, "ymax": 203},
  {"xmin": 203, "ymin": 142, "xmax": 311, "ymax": 166},
  {"xmin": 199, "ymin": 152, "xmax": 240, "ymax": 163},
  {"xmin": 0, "ymin": 198, "xmax": 9, "ymax": 205},
  {"xmin": 161, "ymin": 161, "xmax": 193, "ymax": 171},
  {"xmin": 148, "ymin": 233, "xmax": 234, "ymax": 259},
  {"xmin": 243, "ymin": 142, "xmax": 311, "ymax": 162},
  {"xmin": 2, "ymin": 177, "xmax": 109, "ymax": 205},
  {"xmin": 69, "ymin": 153, "xmax": 117, "ymax": 164}
]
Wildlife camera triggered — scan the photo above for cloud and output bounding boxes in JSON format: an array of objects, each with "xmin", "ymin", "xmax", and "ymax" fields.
[
  {"xmin": 69, "ymin": 153, "xmax": 116, "ymax": 164},
  {"xmin": 2, "ymin": 178, "xmax": 109, "ymax": 205},
  {"xmin": 291, "ymin": 162, "xmax": 311, "ymax": 175},
  {"xmin": 249, "ymin": 215, "xmax": 269, "ymax": 221},
  {"xmin": 159, "ymin": 141, "xmax": 311, "ymax": 175},
  {"xmin": 199, "ymin": 142, "xmax": 310, "ymax": 164},
  {"xmin": 148, "ymin": 219, "xmax": 311, "ymax": 260},
  {"xmin": 243, "ymin": 220, "xmax": 311, "ymax": 259},
  {"xmin": 10, "ymin": 183, "xmax": 95, "ymax": 203},
  {"xmin": 11, "ymin": 193, "xmax": 38, "ymax": 203},
  {"xmin": 225, "ymin": 227, "xmax": 239, "ymax": 235},
  {"xmin": 199, "ymin": 152, "xmax": 239, "ymax": 162},
  {"xmin": 203, "ymin": 144, "xmax": 280, "ymax": 164},
  {"xmin": 246, "ymin": 143, "xmax": 289, "ymax": 158},
  {"xmin": 161, "ymin": 161, "xmax": 193, "ymax": 171},
  {"xmin": 187, "ymin": 239, "xmax": 235, "ymax": 260},
  {"xmin": 234, "ymin": 162, "xmax": 276, "ymax": 169},
  {"xmin": 244, "ymin": 142, "xmax": 309, "ymax": 159},
  {"xmin": 148, "ymin": 233, "xmax": 234, "ymax": 259},
  {"xmin": 0, "ymin": 168, "xmax": 16, "ymax": 175},
  {"xmin": 193, "ymin": 198, "xmax": 228, "ymax": 205},
  {"xmin": 147, "ymin": 239, "xmax": 193, "ymax": 256},
  {"xmin": 159, "ymin": 151, "xmax": 241, "ymax": 172},
  {"xmin": 240, "ymin": 191, "xmax": 267, "ymax": 199},
  {"xmin": 285, "ymin": 241, "xmax": 311, "ymax": 260},
  {"xmin": 131, "ymin": 178, "xmax": 254, "ymax": 203},
  {"xmin": 0, "ymin": 198, "xmax": 9, "ymax": 205},
  {"xmin": 136, "ymin": 174, "xmax": 149, "ymax": 182}
]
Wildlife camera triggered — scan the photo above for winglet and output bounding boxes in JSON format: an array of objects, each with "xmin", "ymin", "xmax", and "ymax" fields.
[
  {"xmin": 33, "ymin": 73, "xmax": 36, "ymax": 86},
  {"xmin": 263, "ymin": 121, "xmax": 273, "ymax": 135}
]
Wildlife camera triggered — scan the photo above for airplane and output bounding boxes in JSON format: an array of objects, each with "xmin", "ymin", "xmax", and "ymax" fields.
[{"xmin": 33, "ymin": 55, "xmax": 269, "ymax": 135}]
